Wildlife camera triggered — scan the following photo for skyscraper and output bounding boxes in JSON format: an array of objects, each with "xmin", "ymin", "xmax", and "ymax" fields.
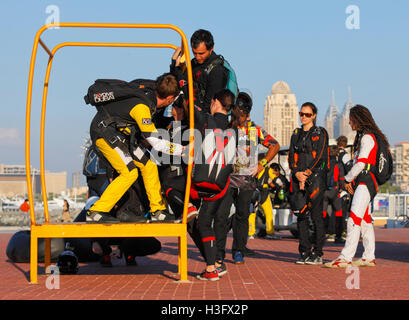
[
  {"xmin": 323, "ymin": 87, "xmax": 355, "ymax": 144},
  {"xmin": 263, "ymin": 81, "xmax": 298, "ymax": 147},
  {"xmin": 336, "ymin": 87, "xmax": 355, "ymax": 142},
  {"xmin": 324, "ymin": 90, "xmax": 339, "ymax": 139}
]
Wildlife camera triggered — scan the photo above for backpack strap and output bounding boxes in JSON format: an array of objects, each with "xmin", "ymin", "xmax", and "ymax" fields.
[{"xmin": 204, "ymin": 55, "xmax": 224, "ymax": 75}]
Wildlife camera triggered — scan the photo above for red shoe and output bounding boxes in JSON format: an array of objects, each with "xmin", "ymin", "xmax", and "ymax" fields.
[{"xmin": 196, "ymin": 269, "xmax": 219, "ymax": 281}]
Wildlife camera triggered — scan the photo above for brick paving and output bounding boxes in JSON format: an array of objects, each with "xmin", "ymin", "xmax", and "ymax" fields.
[{"xmin": 1, "ymin": 227, "xmax": 408, "ymax": 300}]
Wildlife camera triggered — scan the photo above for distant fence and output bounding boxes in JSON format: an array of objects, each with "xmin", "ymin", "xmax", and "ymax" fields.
[
  {"xmin": 387, "ymin": 193, "xmax": 409, "ymax": 220},
  {"xmin": 0, "ymin": 209, "xmax": 82, "ymax": 227}
]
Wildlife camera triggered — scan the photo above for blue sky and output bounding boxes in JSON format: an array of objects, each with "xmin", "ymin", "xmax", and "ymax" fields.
[{"xmin": 0, "ymin": 0, "xmax": 408, "ymax": 187}]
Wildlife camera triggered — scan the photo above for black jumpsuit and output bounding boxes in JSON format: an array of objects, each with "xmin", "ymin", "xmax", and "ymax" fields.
[
  {"xmin": 163, "ymin": 105, "xmax": 234, "ymax": 266},
  {"xmin": 288, "ymin": 126, "xmax": 329, "ymax": 259}
]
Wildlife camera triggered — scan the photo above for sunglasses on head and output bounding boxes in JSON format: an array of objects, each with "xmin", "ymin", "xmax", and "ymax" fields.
[{"xmin": 299, "ymin": 112, "xmax": 313, "ymax": 118}]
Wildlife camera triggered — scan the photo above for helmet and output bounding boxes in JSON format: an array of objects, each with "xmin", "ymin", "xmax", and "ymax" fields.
[
  {"xmin": 56, "ymin": 250, "xmax": 79, "ymax": 274},
  {"xmin": 236, "ymin": 92, "xmax": 252, "ymax": 113}
]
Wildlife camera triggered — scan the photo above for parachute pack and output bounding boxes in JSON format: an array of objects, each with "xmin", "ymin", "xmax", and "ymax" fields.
[
  {"xmin": 368, "ymin": 133, "xmax": 393, "ymax": 186},
  {"xmin": 191, "ymin": 128, "xmax": 236, "ymax": 200},
  {"xmin": 204, "ymin": 55, "xmax": 239, "ymax": 97},
  {"xmin": 84, "ymin": 79, "xmax": 153, "ymax": 107}
]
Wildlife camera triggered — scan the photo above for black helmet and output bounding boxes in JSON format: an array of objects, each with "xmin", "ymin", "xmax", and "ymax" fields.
[
  {"xmin": 56, "ymin": 250, "xmax": 79, "ymax": 274},
  {"xmin": 236, "ymin": 92, "xmax": 252, "ymax": 113}
]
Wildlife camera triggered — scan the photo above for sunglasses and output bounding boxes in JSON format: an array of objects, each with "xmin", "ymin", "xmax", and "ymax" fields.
[{"xmin": 299, "ymin": 112, "xmax": 313, "ymax": 118}]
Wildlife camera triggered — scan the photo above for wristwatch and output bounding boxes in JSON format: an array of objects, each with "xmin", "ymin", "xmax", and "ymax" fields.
[{"xmin": 259, "ymin": 158, "xmax": 268, "ymax": 167}]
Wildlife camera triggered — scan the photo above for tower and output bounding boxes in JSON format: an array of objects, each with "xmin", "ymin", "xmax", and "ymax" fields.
[
  {"xmin": 263, "ymin": 81, "xmax": 298, "ymax": 147},
  {"xmin": 336, "ymin": 86, "xmax": 355, "ymax": 142},
  {"xmin": 324, "ymin": 90, "xmax": 340, "ymax": 139}
]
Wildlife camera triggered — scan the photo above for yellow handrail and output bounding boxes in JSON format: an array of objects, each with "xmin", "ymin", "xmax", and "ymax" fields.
[
  {"xmin": 25, "ymin": 23, "xmax": 194, "ymax": 225},
  {"xmin": 39, "ymin": 42, "xmax": 179, "ymax": 223}
]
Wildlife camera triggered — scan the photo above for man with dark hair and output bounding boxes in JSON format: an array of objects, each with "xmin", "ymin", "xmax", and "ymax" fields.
[
  {"xmin": 86, "ymin": 73, "xmax": 184, "ymax": 223},
  {"xmin": 336, "ymin": 135, "xmax": 352, "ymax": 173},
  {"xmin": 170, "ymin": 29, "xmax": 234, "ymax": 114}
]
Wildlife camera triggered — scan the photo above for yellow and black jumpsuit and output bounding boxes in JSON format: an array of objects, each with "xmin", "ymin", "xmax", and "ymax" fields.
[
  {"xmin": 248, "ymin": 167, "xmax": 277, "ymax": 237},
  {"xmin": 89, "ymin": 93, "xmax": 182, "ymax": 215}
]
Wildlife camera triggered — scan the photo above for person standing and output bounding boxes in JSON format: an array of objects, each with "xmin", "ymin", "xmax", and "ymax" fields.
[
  {"xmin": 323, "ymin": 146, "xmax": 345, "ymax": 243},
  {"xmin": 288, "ymin": 102, "xmax": 329, "ymax": 265},
  {"xmin": 227, "ymin": 92, "xmax": 280, "ymax": 264},
  {"xmin": 61, "ymin": 199, "xmax": 71, "ymax": 223},
  {"xmin": 19, "ymin": 199, "xmax": 30, "ymax": 226},
  {"xmin": 170, "ymin": 29, "xmax": 237, "ymax": 114},
  {"xmin": 336, "ymin": 135, "xmax": 353, "ymax": 240},
  {"xmin": 325, "ymin": 105, "xmax": 390, "ymax": 268},
  {"xmin": 254, "ymin": 162, "xmax": 281, "ymax": 240},
  {"xmin": 191, "ymin": 89, "xmax": 236, "ymax": 281}
]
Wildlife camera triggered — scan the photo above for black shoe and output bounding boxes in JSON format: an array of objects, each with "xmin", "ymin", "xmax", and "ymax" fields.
[
  {"xmin": 125, "ymin": 255, "xmax": 138, "ymax": 266},
  {"xmin": 295, "ymin": 252, "xmax": 310, "ymax": 265},
  {"xmin": 265, "ymin": 234, "xmax": 281, "ymax": 240},
  {"xmin": 243, "ymin": 247, "xmax": 256, "ymax": 256},
  {"xmin": 117, "ymin": 209, "xmax": 148, "ymax": 223},
  {"xmin": 335, "ymin": 237, "xmax": 346, "ymax": 244},
  {"xmin": 150, "ymin": 210, "xmax": 175, "ymax": 223},
  {"xmin": 99, "ymin": 255, "xmax": 113, "ymax": 267},
  {"xmin": 305, "ymin": 253, "xmax": 323, "ymax": 265},
  {"xmin": 86, "ymin": 210, "xmax": 119, "ymax": 223}
]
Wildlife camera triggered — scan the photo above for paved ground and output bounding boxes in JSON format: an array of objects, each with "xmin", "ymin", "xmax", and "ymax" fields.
[{"xmin": 1, "ymin": 227, "xmax": 408, "ymax": 301}]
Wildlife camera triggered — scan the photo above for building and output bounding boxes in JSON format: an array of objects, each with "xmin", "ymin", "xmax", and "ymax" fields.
[
  {"xmin": 391, "ymin": 142, "xmax": 409, "ymax": 191},
  {"xmin": 324, "ymin": 90, "xmax": 339, "ymax": 140},
  {"xmin": 72, "ymin": 170, "xmax": 84, "ymax": 189},
  {"xmin": 0, "ymin": 164, "xmax": 67, "ymax": 197},
  {"xmin": 336, "ymin": 87, "xmax": 355, "ymax": 142},
  {"xmin": 263, "ymin": 81, "xmax": 299, "ymax": 147},
  {"xmin": 324, "ymin": 87, "xmax": 355, "ymax": 145}
]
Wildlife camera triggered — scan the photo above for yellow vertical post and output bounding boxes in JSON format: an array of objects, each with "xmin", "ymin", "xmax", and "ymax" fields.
[
  {"xmin": 30, "ymin": 231, "xmax": 38, "ymax": 284},
  {"xmin": 178, "ymin": 234, "xmax": 188, "ymax": 282},
  {"xmin": 44, "ymin": 238, "xmax": 51, "ymax": 273}
]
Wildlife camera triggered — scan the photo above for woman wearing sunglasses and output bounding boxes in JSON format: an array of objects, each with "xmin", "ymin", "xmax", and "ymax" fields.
[{"xmin": 288, "ymin": 102, "xmax": 329, "ymax": 265}]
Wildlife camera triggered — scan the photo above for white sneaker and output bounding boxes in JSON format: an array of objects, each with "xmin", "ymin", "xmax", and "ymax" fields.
[
  {"xmin": 352, "ymin": 258, "xmax": 376, "ymax": 267},
  {"xmin": 324, "ymin": 258, "xmax": 351, "ymax": 268}
]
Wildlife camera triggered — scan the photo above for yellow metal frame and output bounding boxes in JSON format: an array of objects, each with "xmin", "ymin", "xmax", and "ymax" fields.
[{"xmin": 25, "ymin": 23, "xmax": 195, "ymax": 284}]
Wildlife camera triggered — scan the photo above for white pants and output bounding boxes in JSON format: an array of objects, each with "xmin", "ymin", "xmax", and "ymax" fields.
[{"xmin": 339, "ymin": 184, "xmax": 375, "ymax": 262}]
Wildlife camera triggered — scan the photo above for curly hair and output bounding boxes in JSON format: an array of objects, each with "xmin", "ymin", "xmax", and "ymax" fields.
[{"xmin": 349, "ymin": 104, "xmax": 390, "ymax": 153}]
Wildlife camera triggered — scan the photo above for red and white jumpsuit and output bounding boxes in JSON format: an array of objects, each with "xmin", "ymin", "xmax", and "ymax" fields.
[{"xmin": 339, "ymin": 133, "xmax": 378, "ymax": 262}]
